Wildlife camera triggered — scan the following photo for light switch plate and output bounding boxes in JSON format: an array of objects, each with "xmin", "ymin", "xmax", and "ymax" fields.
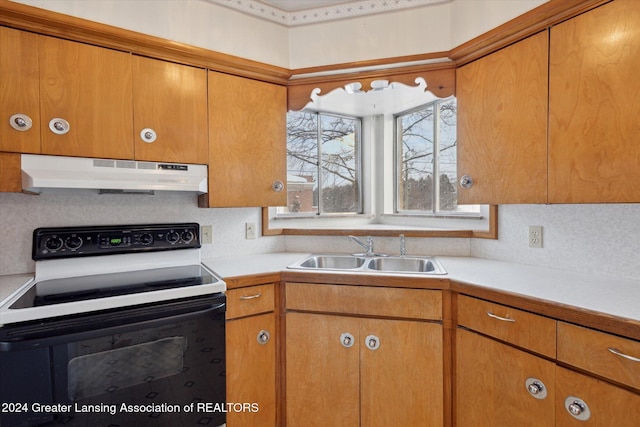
[{"xmin": 245, "ymin": 222, "xmax": 257, "ymax": 239}]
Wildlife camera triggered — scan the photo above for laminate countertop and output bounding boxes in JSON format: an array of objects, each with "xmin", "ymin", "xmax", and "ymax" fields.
[{"xmin": 202, "ymin": 252, "xmax": 640, "ymax": 340}]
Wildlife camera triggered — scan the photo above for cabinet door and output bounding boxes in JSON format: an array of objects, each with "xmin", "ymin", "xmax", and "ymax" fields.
[
  {"xmin": 39, "ymin": 36, "xmax": 133, "ymax": 159},
  {"xmin": 226, "ymin": 313, "xmax": 276, "ymax": 427},
  {"xmin": 360, "ymin": 318, "xmax": 443, "ymax": 427},
  {"xmin": 549, "ymin": 0, "xmax": 640, "ymax": 203},
  {"xmin": 556, "ymin": 366, "xmax": 640, "ymax": 427},
  {"xmin": 285, "ymin": 312, "xmax": 359, "ymax": 427},
  {"xmin": 0, "ymin": 27, "xmax": 40, "ymax": 153},
  {"xmin": 205, "ymin": 71, "xmax": 286, "ymax": 207},
  {"xmin": 132, "ymin": 56, "xmax": 207, "ymax": 164},
  {"xmin": 456, "ymin": 328, "xmax": 555, "ymax": 426},
  {"xmin": 457, "ymin": 31, "xmax": 548, "ymax": 204}
]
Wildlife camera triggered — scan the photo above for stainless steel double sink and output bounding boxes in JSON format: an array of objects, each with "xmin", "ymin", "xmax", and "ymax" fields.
[{"xmin": 288, "ymin": 254, "xmax": 447, "ymax": 275}]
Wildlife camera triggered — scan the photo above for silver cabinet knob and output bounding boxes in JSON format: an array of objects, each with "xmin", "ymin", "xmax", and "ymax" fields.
[
  {"xmin": 365, "ymin": 334, "xmax": 380, "ymax": 351},
  {"xmin": 256, "ymin": 330, "xmax": 270, "ymax": 345},
  {"xmin": 48, "ymin": 118, "xmax": 70, "ymax": 135},
  {"xmin": 272, "ymin": 180, "xmax": 284, "ymax": 192},
  {"xmin": 9, "ymin": 114, "xmax": 33, "ymax": 131},
  {"xmin": 459, "ymin": 175, "xmax": 473, "ymax": 189},
  {"xmin": 564, "ymin": 396, "xmax": 591, "ymax": 421},
  {"xmin": 525, "ymin": 378, "xmax": 547, "ymax": 399},
  {"xmin": 140, "ymin": 128, "xmax": 157, "ymax": 143},
  {"xmin": 340, "ymin": 332, "xmax": 354, "ymax": 348}
]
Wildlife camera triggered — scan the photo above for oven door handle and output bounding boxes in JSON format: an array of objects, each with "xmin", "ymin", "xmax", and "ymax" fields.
[{"xmin": 0, "ymin": 297, "xmax": 225, "ymax": 351}]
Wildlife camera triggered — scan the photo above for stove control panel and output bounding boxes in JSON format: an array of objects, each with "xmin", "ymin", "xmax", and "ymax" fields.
[{"xmin": 32, "ymin": 223, "xmax": 201, "ymax": 260}]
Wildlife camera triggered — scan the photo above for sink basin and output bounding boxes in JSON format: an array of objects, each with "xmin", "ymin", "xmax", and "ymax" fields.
[
  {"xmin": 288, "ymin": 254, "xmax": 446, "ymax": 275},
  {"xmin": 295, "ymin": 255, "xmax": 366, "ymax": 270},
  {"xmin": 366, "ymin": 257, "xmax": 446, "ymax": 274}
]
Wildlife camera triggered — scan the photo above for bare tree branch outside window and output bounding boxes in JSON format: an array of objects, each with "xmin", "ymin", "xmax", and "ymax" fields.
[{"xmin": 285, "ymin": 111, "xmax": 361, "ymax": 214}]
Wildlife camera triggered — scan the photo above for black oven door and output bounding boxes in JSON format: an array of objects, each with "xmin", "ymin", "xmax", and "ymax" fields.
[{"xmin": 0, "ymin": 294, "xmax": 225, "ymax": 427}]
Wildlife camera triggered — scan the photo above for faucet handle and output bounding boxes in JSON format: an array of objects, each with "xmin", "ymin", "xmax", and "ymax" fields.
[{"xmin": 399, "ymin": 234, "xmax": 406, "ymax": 256}]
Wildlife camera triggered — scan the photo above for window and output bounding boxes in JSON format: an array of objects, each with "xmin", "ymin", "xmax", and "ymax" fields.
[
  {"xmin": 281, "ymin": 111, "xmax": 362, "ymax": 215},
  {"xmin": 395, "ymin": 97, "xmax": 478, "ymax": 215},
  {"xmin": 270, "ymin": 82, "xmax": 489, "ymax": 234}
]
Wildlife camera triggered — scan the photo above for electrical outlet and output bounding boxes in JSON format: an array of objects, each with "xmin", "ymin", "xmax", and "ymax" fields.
[
  {"xmin": 245, "ymin": 222, "xmax": 257, "ymax": 240},
  {"xmin": 201, "ymin": 225, "xmax": 213, "ymax": 244},
  {"xmin": 528, "ymin": 225, "xmax": 543, "ymax": 248}
]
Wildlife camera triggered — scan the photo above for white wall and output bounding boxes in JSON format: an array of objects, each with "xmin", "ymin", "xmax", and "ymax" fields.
[
  {"xmin": 450, "ymin": 0, "xmax": 547, "ymax": 48},
  {"xmin": 12, "ymin": 0, "xmax": 546, "ymax": 68},
  {"xmin": 11, "ymin": 0, "xmax": 290, "ymax": 67}
]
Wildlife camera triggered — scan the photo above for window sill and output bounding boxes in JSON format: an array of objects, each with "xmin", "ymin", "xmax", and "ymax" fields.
[{"xmin": 262, "ymin": 205, "xmax": 498, "ymax": 239}]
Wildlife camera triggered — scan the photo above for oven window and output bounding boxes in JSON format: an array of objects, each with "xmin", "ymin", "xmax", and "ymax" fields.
[{"xmin": 50, "ymin": 310, "xmax": 226, "ymax": 426}]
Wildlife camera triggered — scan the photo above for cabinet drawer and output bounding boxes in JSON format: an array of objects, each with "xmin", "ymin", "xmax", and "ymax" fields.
[
  {"xmin": 226, "ymin": 284, "xmax": 275, "ymax": 320},
  {"xmin": 457, "ymin": 295, "xmax": 556, "ymax": 358},
  {"xmin": 285, "ymin": 283, "xmax": 441, "ymax": 321},
  {"xmin": 557, "ymin": 322, "xmax": 640, "ymax": 391}
]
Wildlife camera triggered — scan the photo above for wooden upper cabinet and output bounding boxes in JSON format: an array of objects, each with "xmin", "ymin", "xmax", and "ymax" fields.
[
  {"xmin": 0, "ymin": 27, "xmax": 40, "ymax": 154},
  {"xmin": 0, "ymin": 152, "xmax": 22, "ymax": 192},
  {"xmin": 204, "ymin": 71, "xmax": 287, "ymax": 208},
  {"xmin": 457, "ymin": 31, "xmax": 548, "ymax": 204},
  {"xmin": 549, "ymin": 0, "xmax": 640, "ymax": 203},
  {"xmin": 38, "ymin": 36, "xmax": 134, "ymax": 159},
  {"xmin": 132, "ymin": 56, "xmax": 208, "ymax": 164}
]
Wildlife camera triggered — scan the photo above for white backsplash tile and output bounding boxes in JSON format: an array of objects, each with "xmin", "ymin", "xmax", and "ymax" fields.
[
  {"xmin": 0, "ymin": 193, "xmax": 284, "ymax": 275},
  {"xmin": 1, "ymin": 193, "xmax": 638, "ymax": 282}
]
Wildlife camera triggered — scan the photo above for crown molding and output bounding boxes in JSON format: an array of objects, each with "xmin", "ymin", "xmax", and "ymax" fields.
[{"xmin": 207, "ymin": 0, "xmax": 449, "ymax": 27}]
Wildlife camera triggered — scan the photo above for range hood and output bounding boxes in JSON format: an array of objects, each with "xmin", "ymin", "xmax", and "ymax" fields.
[{"xmin": 21, "ymin": 154, "xmax": 208, "ymax": 194}]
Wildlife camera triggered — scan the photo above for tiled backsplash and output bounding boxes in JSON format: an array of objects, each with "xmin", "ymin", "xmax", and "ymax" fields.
[{"xmin": 1, "ymin": 193, "xmax": 638, "ymax": 282}]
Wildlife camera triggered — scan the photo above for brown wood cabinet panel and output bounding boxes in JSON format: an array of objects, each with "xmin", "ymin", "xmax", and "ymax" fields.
[
  {"xmin": 38, "ymin": 36, "xmax": 133, "ymax": 159},
  {"xmin": 285, "ymin": 312, "xmax": 360, "ymax": 427},
  {"xmin": 226, "ymin": 283, "xmax": 275, "ymax": 320},
  {"xmin": 549, "ymin": 0, "xmax": 640, "ymax": 203},
  {"xmin": 360, "ymin": 318, "xmax": 443, "ymax": 427},
  {"xmin": 205, "ymin": 71, "xmax": 286, "ymax": 207},
  {"xmin": 457, "ymin": 31, "xmax": 548, "ymax": 204},
  {"xmin": 456, "ymin": 328, "xmax": 555, "ymax": 427},
  {"xmin": 285, "ymin": 282, "xmax": 442, "ymax": 320},
  {"xmin": 557, "ymin": 322, "xmax": 640, "ymax": 391},
  {"xmin": 457, "ymin": 294, "xmax": 557, "ymax": 358},
  {"xmin": 0, "ymin": 27, "xmax": 40, "ymax": 153},
  {"xmin": 132, "ymin": 56, "xmax": 207, "ymax": 164},
  {"xmin": 0, "ymin": 152, "xmax": 22, "ymax": 192},
  {"xmin": 226, "ymin": 313, "xmax": 276, "ymax": 427},
  {"xmin": 556, "ymin": 366, "xmax": 640, "ymax": 427}
]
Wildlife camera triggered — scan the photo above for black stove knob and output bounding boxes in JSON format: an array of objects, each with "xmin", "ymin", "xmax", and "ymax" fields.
[
  {"xmin": 139, "ymin": 233, "xmax": 154, "ymax": 245},
  {"xmin": 65, "ymin": 235, "xmax": 83, "ymax": 250},
  {"xmin": 166, "ymin": 231, "xmax": 180, "ymax": 244},
  {"xmin": 44, "ymin": 236, "xmax": 63, "ymax": 251},
  {"xmin": 181, "ymin": 230, "xmax": 195, "ymax": 243}
]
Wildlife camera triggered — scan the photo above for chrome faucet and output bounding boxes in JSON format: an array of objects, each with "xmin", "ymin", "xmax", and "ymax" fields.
[
  {"xmin": 348, "ymin": 235, "xmax": 374, "ymax": 256},
  {"xmin": 399, "ymin": 234, "xmax": 406, "ymax": 257}
]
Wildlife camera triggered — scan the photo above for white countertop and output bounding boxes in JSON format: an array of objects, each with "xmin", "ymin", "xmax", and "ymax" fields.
[
  {"xmin": 2, "ymin": 253, "xmax": 639, "ymax": 325},
  {"xmin": 203, "ymin": 252, "xmax": 640, "ymax": 324}
]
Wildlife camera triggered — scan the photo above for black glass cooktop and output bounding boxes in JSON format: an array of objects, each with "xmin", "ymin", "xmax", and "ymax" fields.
[{"xmin": 10, "ymin": 265, "xmax": 218, "ymax": 308}]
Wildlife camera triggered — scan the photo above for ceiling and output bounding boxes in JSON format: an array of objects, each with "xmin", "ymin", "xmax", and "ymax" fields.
[{"xmin": 208, "ymin": 0, "xmax": 449, "ymax": 26}]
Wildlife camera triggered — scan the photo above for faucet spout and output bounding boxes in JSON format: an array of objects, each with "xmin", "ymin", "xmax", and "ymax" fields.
[{"xmin": 348, "ymin": 235, "xmax": 374, "ymax": 255}]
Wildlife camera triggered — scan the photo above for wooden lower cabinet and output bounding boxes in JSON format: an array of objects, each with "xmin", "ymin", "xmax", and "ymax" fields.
[
  {"xmin": 286, "ymin": 312, "xmax": 443, "ymax": 427},
  {"xmin": 455, "ymin": 328, "xmax": 555, "ymax": 427},
  {"xmin": 226, "ymin": 283, "xmax": 277, "ymax": 427},
  {"xmin": 556, "ymin": 366, "xmax": 640, "ymax": 427},
  {"xmin": 226, "ymin": 312, "xmax": 277, "ymax": 427}
]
